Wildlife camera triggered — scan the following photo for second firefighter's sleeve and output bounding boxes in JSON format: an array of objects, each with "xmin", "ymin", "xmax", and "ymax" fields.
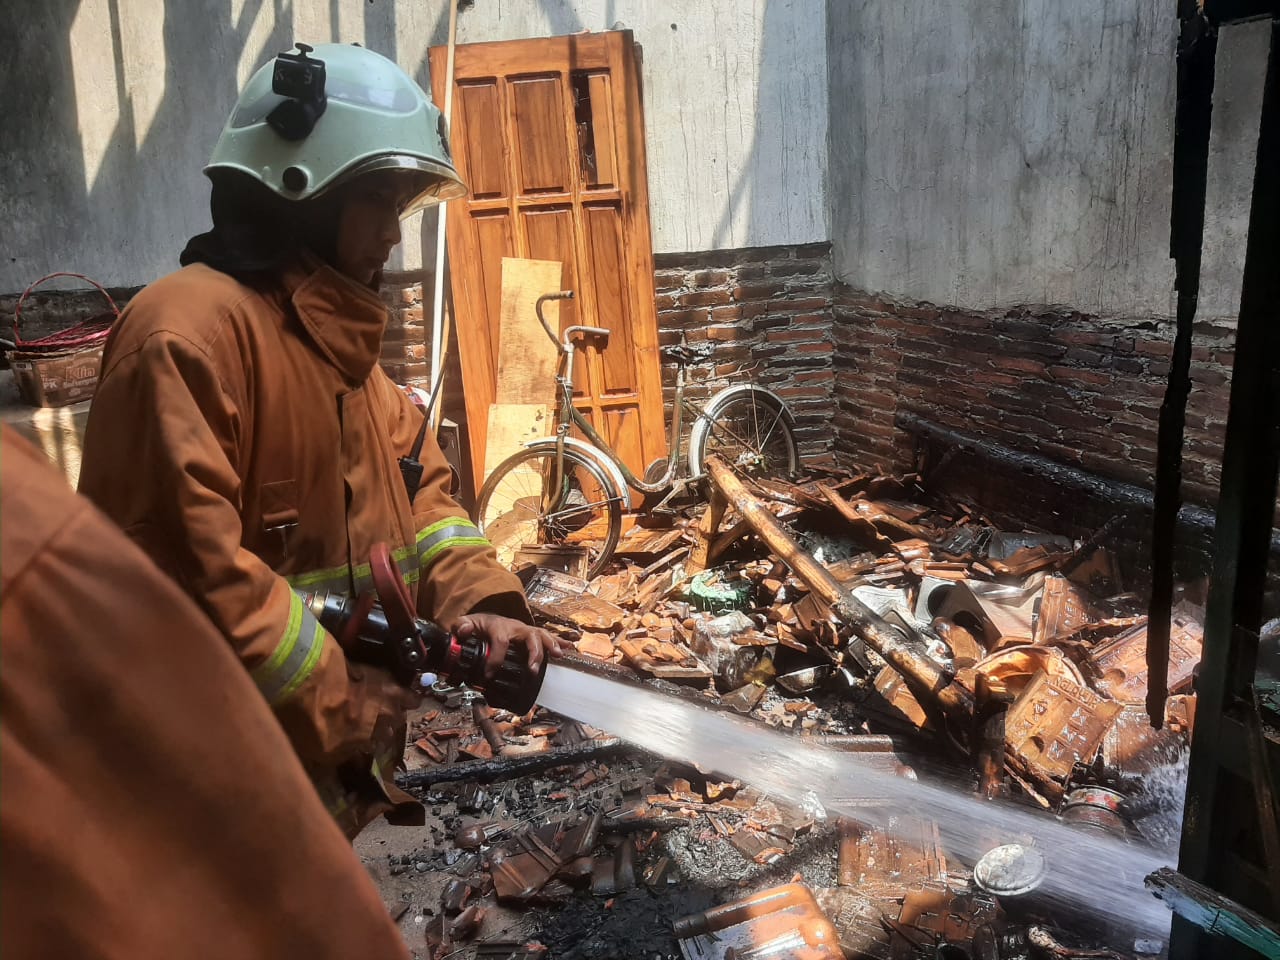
[
  {"xmin": 78, "ymin": 330, "xmax": 390, "ymax": 766},
  {"xmin": 377, "ymin": 373, "xmax": 532, "ymax": 627}
]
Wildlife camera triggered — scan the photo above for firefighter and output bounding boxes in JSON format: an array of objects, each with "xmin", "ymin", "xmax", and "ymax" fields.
[
  {"xmin": 78, "ymin": 43, "xmax": 571, "ymax": 837},
  {"xmin": 0, "ymin": 426, "xmax": 410, "ymax": 959}
]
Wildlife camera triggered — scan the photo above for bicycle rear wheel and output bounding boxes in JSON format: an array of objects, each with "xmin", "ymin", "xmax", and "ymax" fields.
[
  {"xmin": 687, "ymin": 386, "xmax": 800, "ymax": 479},
  {"xmin": 473, "ymin": 447, "xmax": 623, "ymax": 579}
]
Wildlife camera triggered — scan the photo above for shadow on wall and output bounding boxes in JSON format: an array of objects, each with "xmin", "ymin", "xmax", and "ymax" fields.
[
  {"xmin": 3, "ymin": 0, "xmax": 297, "ymax": 290},
  {"xmin": 708, "ymin": 0, "xmax": 819, "ymax": 251},
  {"xmin": 1, "ymin": 0, "xmax": 469, "ymax": 294}
]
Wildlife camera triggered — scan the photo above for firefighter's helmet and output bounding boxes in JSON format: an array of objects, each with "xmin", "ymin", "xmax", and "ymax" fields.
[{"xmin": 206, "ymin": 42, "xmax": 466, "ymax": 217}]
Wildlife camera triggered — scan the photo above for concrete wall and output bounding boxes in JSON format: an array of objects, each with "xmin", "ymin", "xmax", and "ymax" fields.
[
  {"xmin": 449, "ymin": 0, "xmax": 829, "ymax": 255},
  {"xmin": 2, "ymin": 0, "xmax": 829, "ymax": 293},
  {"xmin": 2, "ymin": 0, "xmax": 451, "ymax": 291},
  {"xmin": 826, "ymin": 1, "xmax": 1266, "ymax": 319}
]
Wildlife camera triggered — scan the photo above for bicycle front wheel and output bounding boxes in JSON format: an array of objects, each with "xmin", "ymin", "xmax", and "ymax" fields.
[
  {"xmin": 473, "ymin": 447, "xmax": 624, "ymax": 579},
  {"xmin": 687, "ymin": 386, "xmax": 800, "ymax": 479}
]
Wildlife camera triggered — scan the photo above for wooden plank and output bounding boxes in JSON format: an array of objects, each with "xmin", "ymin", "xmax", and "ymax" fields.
[
  {"xmin": 495, "ymin": 257, "xmax": 563, "ymax": 405},
  {"xmin": 483, "ymin": 403, "xmax": 551, "ymax": 479},
  {"xmin": 688, "ymin": 491, "xmax": 727, "ymax": 575},
  {"xmin": 585, "ymin": 73, "xmax": 617, "ymax": 187},
  {"xmin": 1147, "ymin": 867, "xmax": 1280, "ymax": 959}
]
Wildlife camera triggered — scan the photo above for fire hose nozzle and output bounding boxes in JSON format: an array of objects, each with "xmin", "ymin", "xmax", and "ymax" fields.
[{"xmin": 302, "ymin": 585, "xmax": 546, "ymax": 714}]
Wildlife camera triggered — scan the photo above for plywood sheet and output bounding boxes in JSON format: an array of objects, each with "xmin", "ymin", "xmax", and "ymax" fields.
[
  {"xmin": 496, "ymin": 257, "xmax": 563, "ymax": 405},
  {"xmin": 484, "ymin": 403, "xmax": 550, "ymax": 479}
]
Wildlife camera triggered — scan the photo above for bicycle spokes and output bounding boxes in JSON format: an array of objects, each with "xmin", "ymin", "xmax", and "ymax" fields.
[{"xmin": 705, "ymin": 403, "xmax": 786, "ymax": 469}]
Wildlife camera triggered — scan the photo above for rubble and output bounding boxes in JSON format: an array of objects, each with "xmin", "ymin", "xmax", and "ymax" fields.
[{"xmin": 378, "ymin": 457, "xmax": 1202, "ymax": 959}]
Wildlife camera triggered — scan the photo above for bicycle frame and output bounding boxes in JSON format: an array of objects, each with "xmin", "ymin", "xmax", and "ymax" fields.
[{"xmin": 536, "ymin": 292, "xmax": 691, "ymax": 497}]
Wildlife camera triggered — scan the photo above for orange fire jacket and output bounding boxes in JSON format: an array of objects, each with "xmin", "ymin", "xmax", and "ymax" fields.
[
  {"xmin": 79, "ymin": 256, "xmax": 528, "ymax": 834},
  {"xmin": 0, "ymin": 426, "xmax": 410, "ymax": 960}
]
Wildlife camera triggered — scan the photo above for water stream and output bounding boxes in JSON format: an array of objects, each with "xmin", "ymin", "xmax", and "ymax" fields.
[{"xmin": 538, "ymin": 664, "xmax": 1175, "ymax": 940}]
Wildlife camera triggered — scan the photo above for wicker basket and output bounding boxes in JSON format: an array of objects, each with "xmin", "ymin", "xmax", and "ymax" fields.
[{"xmin": 7, "ymin": 273, "xmax": 119, "ymax": 408}]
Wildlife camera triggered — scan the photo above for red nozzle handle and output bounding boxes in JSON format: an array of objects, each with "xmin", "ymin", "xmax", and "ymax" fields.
[{"xmin": 369, "ymin": 542, "xmax": 416, "ymax": 638}]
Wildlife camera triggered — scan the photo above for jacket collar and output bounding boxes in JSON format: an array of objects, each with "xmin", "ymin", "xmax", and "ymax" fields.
[{"xmin": 283, "ymin": 255, "xmax": 388, "ymax": 385}]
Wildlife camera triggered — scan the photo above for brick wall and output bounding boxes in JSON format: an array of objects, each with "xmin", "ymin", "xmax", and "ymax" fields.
[
  {"xmin": 379, "ymin": 275, "xmax": 468, "ymax": 427},
  {"xmin": 379, "ymin": 277, "xmax": 430, "ymax": 387},
  {"xmin": 832, "ymin": 286, "xmax": 1234, "ymax": 506},
  {"xmin": 653, "ymin": 242, "xmax": 837, "ymax": 466}
]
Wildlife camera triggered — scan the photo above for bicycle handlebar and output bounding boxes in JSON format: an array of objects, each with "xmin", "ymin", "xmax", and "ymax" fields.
[
  {"xmin": 534, "ymin": 290, "xmax": 612, "ymax": 352},
  {"xmin": 535, "ymin": 291, "xmax": 575, "ymax": 350},
  {"xmin": 566, "ymin": 325, "xmax": 612, "ymax": 341}
]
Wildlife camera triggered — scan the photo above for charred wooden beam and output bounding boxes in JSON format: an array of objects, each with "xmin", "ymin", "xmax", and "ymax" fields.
[
  {"xmin": 897, "ymin": 411, "xmax": 1280, "ymax": 553},
  {"xmin": 1149, "ymin": 6, "xmax": 1219, "ymax": 728},
  {"xmin": 396, "ymin": 737, "xmax": 628, "ymax": 789},
  {"xmin": 704, "ymin": 456, "xmax": 974, "ymax": 725},
  {"xmin": 472, "ymin": 702, "xmax": 507, "ymax": 756},
  {"xmin": 1174, "ymin": 19, "xmax": 1280, "ymax": 959}
]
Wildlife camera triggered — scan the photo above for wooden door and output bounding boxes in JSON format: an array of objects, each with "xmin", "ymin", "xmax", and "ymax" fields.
[{"xmin": 429, "ymin": 31, "xmax": 664, "ymax": 492}]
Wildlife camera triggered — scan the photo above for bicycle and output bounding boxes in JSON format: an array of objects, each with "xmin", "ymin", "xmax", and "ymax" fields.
[{"xmin": 472, "ymin": 290, "xmax": 801, "ymax": 578}]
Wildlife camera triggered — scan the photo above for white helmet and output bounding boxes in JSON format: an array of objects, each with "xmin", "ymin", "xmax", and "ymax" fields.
[{"xmin": 206, "ymin": 42, "xmax": 466, "ymax": 217}]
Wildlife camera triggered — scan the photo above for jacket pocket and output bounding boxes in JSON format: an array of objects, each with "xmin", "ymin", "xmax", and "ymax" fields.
[{"xmin": 260, "ymin": 479, "xmax": 300, "ymax": 562}]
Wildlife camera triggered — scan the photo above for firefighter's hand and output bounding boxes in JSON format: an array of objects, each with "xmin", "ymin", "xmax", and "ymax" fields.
[{"xmin": 454, "ymin": 614, "xmax": 573, "ymax": 676}]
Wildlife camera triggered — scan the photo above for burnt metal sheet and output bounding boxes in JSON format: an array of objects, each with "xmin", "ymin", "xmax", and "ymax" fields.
[
  {"xmin": 1088, "ymin": 616, "xmax": 1203, "ymax": 704},
  {"xmin": 1033, "ymin": 574, "xmax": 1100, "ymax": 644},
  {"xmin": 837, "ymin": 815, "xmax": 947, "ymax": 896},
  {"xmin": 1005, "ymin": 670, "xmax": 1123, "ymax": 783},
  {"xmin": 892, "ymin": 889, "xmax": 1003, "ymax": 959},
  {"xmin": 728, "ymin": 827, "xmax": 789, "ymax": 865},
  {"xmin": 676, "ymin": 883, "xmax": 844, "ymax": 960}
]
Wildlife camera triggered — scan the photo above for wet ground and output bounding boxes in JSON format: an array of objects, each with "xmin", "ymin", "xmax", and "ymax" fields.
[{"xmin": 354, "ymin": 708, "xmax": 850, "ymax": 960}]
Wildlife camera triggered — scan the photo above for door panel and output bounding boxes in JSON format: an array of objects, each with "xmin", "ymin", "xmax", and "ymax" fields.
[
  {"xmin": 430, "ymin": 32, "xmax": 663, "ymax": 496},
  {"xmin": 511, "ymin": 77, "xmax": 572, "ymax": 194},
  {"xmin": 579, "ymin": 73, "xmax": 618, "ymax": 189},
  {"xmin": 472, "ymin": 213, "xmax": 515, "ymax": 369},
  {"xmin": 582, "ymin": 204, "xmax": 635, "ymax": 395},
  {"xmin": 457, "ymin": 83, "xmax": 507, "ymax": 198},
  {"xmin": 601, "ymin": 406, "xmax": 643, "ymax": 479},
  {"xmin": 521, "ymin": 206, "xmax": 581, "ymax": 332}
]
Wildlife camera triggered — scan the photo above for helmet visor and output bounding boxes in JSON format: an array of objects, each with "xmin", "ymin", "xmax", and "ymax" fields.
[{"xmin": 320, "ymin": 155, "xmax": 468, "ymax": 217}]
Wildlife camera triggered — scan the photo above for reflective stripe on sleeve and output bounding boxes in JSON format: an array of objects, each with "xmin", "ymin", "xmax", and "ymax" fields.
[
  {"xmin": 416, "ymin": 518, "xmax": 490, "ymax": 570},
  {"xmin": 285, "ymin": 563, "xmax": 352, "ymax": 594},
  {"xmin": 252, "ymin": 590, "xmax": 326, "ymax": 705}
]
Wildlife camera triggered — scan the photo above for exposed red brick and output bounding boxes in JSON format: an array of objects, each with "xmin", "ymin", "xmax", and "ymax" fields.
[
  {"xmin": 689, "ymin": 268, "xmax": 733, "ymax": 286},
  {"xmin": 766, "ymin": 327, "xmax": 828, "ymax": 343},
  {"xmin": 989, "ymin": 356, "xmax": 1048, "ymax": 376},
  {"xmin": 678, "ymin": 289, "xmax": 733, "ymax": 308},
  {"xmin": 895, "ymin": 303, "xmax": 941, "ymax": 321},
  {"xmin": 661, "ymin": 308, "xmax": 711, "ymax": 326},
  {"xmin": 774, "ymin": 384, "xmax": 831, "ymax": 400},
  {"xmin": 708, "ymin": 305, "xmax": 744, "ymax": 321},
  {"xmin": 771, "ymin": 296, "xmax": 833, "ymax": 313},
  {"xmin": 732, "ymin": 282, "xmax": 789, "ymax": 301},
  {"xmin": 1046, "ymin": 366, "xmax": 1112, "ymax": 386},
  {"xmin": 1135, "ymin": 338, "xmax": 1174, "ymax": 358},
  {"xmin": 794, "ymin": 341, "xmax": 834, "ymax": 355}
]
